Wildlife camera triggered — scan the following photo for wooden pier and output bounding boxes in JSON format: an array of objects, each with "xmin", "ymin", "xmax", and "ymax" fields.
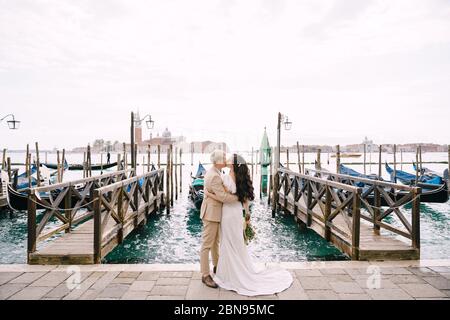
[
  {"xmin": 27, "ymin": 168, "xmax": 165, "ymax": 264},
  {"xmin": 273, "ymin": 168, "xmax": 421, "ymax": 261}
]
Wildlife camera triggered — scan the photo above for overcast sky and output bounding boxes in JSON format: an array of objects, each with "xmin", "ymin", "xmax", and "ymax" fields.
[{"xmin": 1, "ymin": 0, "xmax": 449, "ymax": 151}]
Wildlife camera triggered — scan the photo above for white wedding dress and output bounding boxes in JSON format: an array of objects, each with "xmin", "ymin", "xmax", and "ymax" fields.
[{"xmin": 213, "ymin": 174, "xmax": 293, "ymax": 296}]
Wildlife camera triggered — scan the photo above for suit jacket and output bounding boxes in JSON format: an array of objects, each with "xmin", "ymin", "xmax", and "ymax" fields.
[{"xmin": 200, "ymin": 167, "xmax": 238, "ymax": 222}]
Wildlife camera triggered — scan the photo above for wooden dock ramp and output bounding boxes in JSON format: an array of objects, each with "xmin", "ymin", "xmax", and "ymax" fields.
[
  {"xmin": 274, "ymin": 168, "xmax": 421, "ymax": 260},
  {"xmin": 27, "ymin": 169, "xmax": 165, "ymax": 264}
]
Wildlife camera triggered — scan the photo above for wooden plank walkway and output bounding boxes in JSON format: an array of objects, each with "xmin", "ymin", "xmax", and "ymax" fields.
[
  {"xmin": 280, "ymin": 193, "xmax": 418, "ymax": 260},
  {"xmin": 274, "ymin": 168, "xmax": 421, "ymax": 261},
  {"xmin": 27, "ymin": 169, "xmax": 166, "ymax": 265}
]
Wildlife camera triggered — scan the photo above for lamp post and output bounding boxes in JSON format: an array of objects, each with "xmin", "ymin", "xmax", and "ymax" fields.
[
  {"xmin": 130, "ymin": 112, "xmax": 155, "ymax": 175},
  {"xmin": 272, "ymin": 112, "xmax": 292, "ymax": 215},
  {"xmin": 1, "ymin": 114, "xmax": 20, "ymax": 130}
]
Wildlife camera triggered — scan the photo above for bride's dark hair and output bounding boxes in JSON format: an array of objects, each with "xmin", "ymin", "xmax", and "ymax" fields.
[{"xmin": 231, "ymin": 154, "xmax": 254, "ymax": 203}]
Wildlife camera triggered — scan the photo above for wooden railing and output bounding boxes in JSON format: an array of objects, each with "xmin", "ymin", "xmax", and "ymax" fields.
[
  {"xmin": 276, "ymin": 168, "xmax": 362, "ymax": 259},
  {"xmin": 305, "ymin": 168, "xmax": 421, "ymax": 250},
  {"xmin": 27, "ymin": 169, "xmax": 134, "ymax": 257},
  {"xmin": 93, "ymin": 168, "xmax": 165, "ymax": 263}
]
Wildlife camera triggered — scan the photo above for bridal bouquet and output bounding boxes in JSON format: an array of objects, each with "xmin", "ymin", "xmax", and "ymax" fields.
[{"xmin": 243, "ymin": 211, "xmax": 255, "ymax": 245}]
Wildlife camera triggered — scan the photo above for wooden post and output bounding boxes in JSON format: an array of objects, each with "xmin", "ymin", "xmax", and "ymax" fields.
[
  {"xmin": 123, "ymin": 142, "xmax": 127, "ymax": 170},
  {"xmin": 419, "ymin": 145, "xmax": 423, "ymax": 174},
  {"xmin": 363, "ymin": 144, "xmax": 367, "ymax": 175},
  {"xmin": 191, "ymin": 143, "xmax": 194, "ymax": 166},
  {"xmin": 117, "ymin": 188, "xmax": 124, "ymax": 243},
  {"xmin": 100, "ymin": 152, "xmax": 103, "ymax": 175},
  {"xmin": 57, "ymin": 150, "xmax": 61, "ymax": 183},
  {"xmin": 296, "ymin": 141, "xmax": 301, "ymax": 174},
  {"xmin": 180, "ymin": 148, "xmax": 183, "ymax": 193},
  {"xmin": 35, "ymin": 142, "xmax": 41, "ymax": 186},
  {"xmin": 415, "ymin": 147, "xmax": 419, "ymax": 184},
  {"xmin": 166, "ymin": 146, "xmax": 171, "ymax": 214},
  {"xmin": 302, "ymin": 145, "xmax": 305, "ymax": 174},
  {"xmin": 87, "ymin": 145, "xmax": 92, "ymax": 177},
  {"xmin": 411, "ymin": 187, "xmax": 421, "ymax": 250},
  {"xmin": 26, "ymin": 144, "xmax": 31, "ymax": 187},
  {"xmin": 64, "ymin": 186, "xmax": 72, "ymax": 233},
  {"xmin": 448, "ymin": 145, "xmax": 450, "ymax": 191},
  {"xmin": 268, "ymin": 147, "xmax": 273, "ymax": 206},
  {"xmin": 378, "ymin": 145, "xmax": 382, "ymax": 178},
  {"xmin": 61, "ymin": 149, "xmax": 65, "ymax": 182},
  {"xmin": 170, "ymin": 145, "xmax": 174, "ymax": 206},
  {"xmin": 45, "ymin": 152, "xmax": 48, "ymax": 164},
  {"xmin": 157, "ymin": 145, "xmax": 161, "ymax": 168},
  {"xmin": 336, "ymin": 145, "xmax": 341, "ymax": 174},
  {"xmin": 117, "ymin": 153, "xmax": 121, "ymax": 171},
  {"xmin": 306, "ymin": 181, "xmax": 312, "ymax": 226},
  {"xmin": 1, "ymin": 148, "xmax": 6, "ymax": 170},
  {"xmin": 131, "ymin": 112, "xmax": 136, "ymax": 175},
  {"xmin": 147, "ymin": 145, "xmax": 151, "ymax": 172},
  {"xmin": 27, "ymin": 189, "xmax": 37, "ymax": 262},
  {"xmin": 286, "ymin": 148, "xmax": 290, "ymax": 169},
  {"xmin": 93, "ymin": 189, "xmax": 102, "ymax": 264},
  {"xmin": 316, "ymin": 149, "xmax": 321, "ymax": 171},
  {"xmin": 272, "ymin": 112, "xmax": 281, "ymax": 215},
  {"xmin": 373, "ymin": 185, "xmax": 381, "ymax": 235},
  {"xmin": 27, "ymin": 153, "xmax": 31, "ymax": 189},
  {"xmin": 393, "ymin": 144, "xmax": 397, "ymax": 184},
  {"xmin": 83, "ymin": 152, "xmax": 86, "ymax": 178},
  {"xmin": 351, "ymin": 188, "xmax": 361, "ymax": 260},
  {"xmin": 7, "ymin": 157, "xmax": 11, "ymax": 182},
  {"xmin": 324, "ymin": 185, "xmax": 331, "ymax": 241},
  {"xmin": 175, "ymin": 147, "xmax": 178, "ymax": 200}
]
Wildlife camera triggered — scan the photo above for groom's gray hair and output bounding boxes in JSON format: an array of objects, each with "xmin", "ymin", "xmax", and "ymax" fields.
[{"xmin": 210, "ymin": 150, "xmax": 227, "ymax": 165}]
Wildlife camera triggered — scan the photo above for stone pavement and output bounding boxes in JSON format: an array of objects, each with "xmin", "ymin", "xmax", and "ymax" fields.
[{"xmin": 1, "ymin": 260, "xmax": 450, "ymax": 300}]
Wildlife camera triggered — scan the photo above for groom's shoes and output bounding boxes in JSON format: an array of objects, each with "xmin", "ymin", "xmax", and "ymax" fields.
[{"xmin": 202, "ymin": 275, "xmax": 218, "ymax": 289}]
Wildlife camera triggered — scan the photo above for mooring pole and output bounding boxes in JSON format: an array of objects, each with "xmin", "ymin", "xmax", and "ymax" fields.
[
  {"xmin": 363, "ymin": 143, "xmax": 367, "ymax": 175},
  {"xmin": 302, "ymin": 145, "xmax": 305, "ymax": 174},
  {"xmin": 272, "ymin": 112, "xmax": 281, "ymax": 216},
  {"xmin": 175, "ymin": 147, "xmax": 178, "ymax": 200},
  {"xmin": 166, "ymin": 147, "xmax": 170, "ymax": 215},
  {"xmin": 336, "ymin": 145, "xmax": 341, "ymax": 174},
  {"xmin": 130, "ymin": 112, "xmax": 136, "ymax": 175},
  {"xmin": 378, "ymin": 145, "xmax": 382, "ymax": 178},
  {"xmin": 2, "ymin": 148, "xmax": 6, "ymax": 170},
  {"xmin": 35, "ymin": 142, "xmax": 41, "ymax": 187},
  {"xmin": 286, "ymin": 148, "xmax": 290, "ymax": 170},
  {"xmin": 147, "ymin": 144, "xmax": 151, "ymax": 172},
  {"xmin": 393, "ymin": 144, "xmax": 397, "ymax": 184},
  {"xmin": 157, "ymin": 145, "xmax": 161, "ymax": 168},
  {"xmin": 180, "ymin": 148, "xmax": 183, "ymax": 193}
]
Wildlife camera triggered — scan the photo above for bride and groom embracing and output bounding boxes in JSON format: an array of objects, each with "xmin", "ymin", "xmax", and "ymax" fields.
[{"xmin": 199, "ymin": 150, "xmax": 293, "ymax": 296}]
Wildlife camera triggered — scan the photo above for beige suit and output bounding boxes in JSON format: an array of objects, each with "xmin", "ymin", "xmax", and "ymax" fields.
[{"xmin": 200, "ymin": 167, "xmax": 238, "ymax": 276}]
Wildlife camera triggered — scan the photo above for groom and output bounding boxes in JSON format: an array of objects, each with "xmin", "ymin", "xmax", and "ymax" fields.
[{"xmin": 200, "ymin": 150, "xmax": 238, "ymax": 288}]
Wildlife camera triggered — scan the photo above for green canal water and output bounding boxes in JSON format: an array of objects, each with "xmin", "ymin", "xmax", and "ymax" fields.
[
  {"xmin": 1, "ymin": 195, "xmax": 449, "ymax": 264},
  {"xmin": 1, "ymin": 152, "xmax": 449, "ymax": 264}
]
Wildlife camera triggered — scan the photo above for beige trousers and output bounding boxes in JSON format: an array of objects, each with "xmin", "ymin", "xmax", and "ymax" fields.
[{"xmin": 200, "ymin": 220, "xmax": 220, "ymax": 277}]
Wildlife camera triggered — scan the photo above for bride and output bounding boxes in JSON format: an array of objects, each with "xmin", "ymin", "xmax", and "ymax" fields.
[{"xmin": 204, "ymin": 154, "xmax": 293, "ymax": 296}]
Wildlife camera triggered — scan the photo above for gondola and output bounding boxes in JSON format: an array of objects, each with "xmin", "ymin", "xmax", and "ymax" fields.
[
  {"xmin": 386, "ymin": 163, "xmax": 444, "ymax": 185},
  {"xmin": 42, "ymin": 161, "xmax": 120, "ymax": 171},
  {"xmin": 7, "ymin": 183, "xmax": 88, "ymax": 211},
  {"xmin": 412, "ymin": 163, "xmax": 448, "ymax": 182},
  {"xmin": 333, "ymin": 164, "xmax": 449, "ymax": 204},
  {"xmin": 189, "ymin": 163, "xmax": 206, "ymax": 210},
  {"xmin": 383, "ymin": 163, "xmax": 448, "ymax": 203}
]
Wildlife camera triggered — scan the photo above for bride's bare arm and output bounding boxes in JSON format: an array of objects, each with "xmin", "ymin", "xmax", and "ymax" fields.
[{"xmin": 243, "ymin": 200, "xmax": 251, "ymax": 219}]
